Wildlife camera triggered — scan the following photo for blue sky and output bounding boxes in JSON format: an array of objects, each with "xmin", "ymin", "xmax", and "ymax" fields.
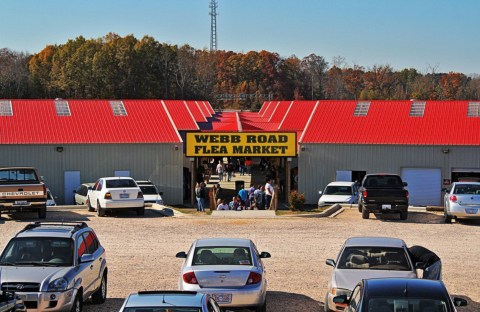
[{"xmin": 1, "ymin": 0, "xmax": 479, "ymax": 74}]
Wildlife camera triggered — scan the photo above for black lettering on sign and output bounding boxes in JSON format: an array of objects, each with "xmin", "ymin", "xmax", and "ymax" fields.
[
  {"xmin": 233, "ymin": 146, "xmax": 242, "ymax": 153},
  {"xmin": 246, "ymin": 135, "xmax": 256, "ymax": 143},
  {"xmin": 232, "ymin": 135, "xmax": 241, "ymax": 143},
  {"xmin": 268, "ymin": 135, "xmax": 278, "ymax": 143},
  {"xmin": 253, "ymin": 146, "xmax": 261, "ymax": 154},
  {"xmin": 258, "ymin": 135, "xmax": 267, "ymax": 143},
  {"xmin": 210, "ymin": 136, "xmax": 219, "ymax": 143},
  {"xmin": 194, "ymin": 135, "xmax": 209, "ymax": 143},
  {"xmin": 243, "ymin": 146, "xmax": 252, "ymax": 153},
  {"xmin": 278, "ymin": 135, "xmax": 288, "ymax": 143},
  {"xmin": 262, "ymin": 146, "xmax": 271, "ymax": 153},
  {"xmin": 195, "ymin": 146, "xmax": 203, "ymax": 153}
]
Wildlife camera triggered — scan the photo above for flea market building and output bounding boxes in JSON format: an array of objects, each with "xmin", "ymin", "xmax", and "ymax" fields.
[{"xmin": 1, "ymin": 99, "xmax": 479, "ymax": 206}]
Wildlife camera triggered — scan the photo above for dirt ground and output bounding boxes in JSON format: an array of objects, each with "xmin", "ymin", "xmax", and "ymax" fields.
[{"xmin": 0, "ymin": 208, "xmax": 479, "ymax": 312}]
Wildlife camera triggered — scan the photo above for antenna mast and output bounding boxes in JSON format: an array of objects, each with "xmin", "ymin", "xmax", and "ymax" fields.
[{"xmin": 209, "ymin": 0, "xmax": 218, "ymax": 51}]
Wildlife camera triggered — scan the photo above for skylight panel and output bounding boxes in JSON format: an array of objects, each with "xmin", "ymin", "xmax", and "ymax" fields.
[
  {"xmin": 54, "ymin": 100, "xmax": 71, "ymax": 116},
  {"xmin": 110, "ymin": 100, "xmax": 127, "ymax": 116},
  {"xmin": 0, "ymin": 100, "xmax": 13, "ymax": 116},
  {"xmin": 410, "ymin": 101, "xmax": 426, "ymax": 117},
  {"xmin": 467, "ymin": 101, "xmax": 480, "ymax": 117},
  {"xmin": 353, "ymin": 101, "xmax": 371, "ymax": 116}
]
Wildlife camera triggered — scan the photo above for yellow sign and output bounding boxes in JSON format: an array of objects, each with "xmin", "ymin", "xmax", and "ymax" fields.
[{"xmin": 186, "ymin": 132, "xmax": 297, "ymax": 157}]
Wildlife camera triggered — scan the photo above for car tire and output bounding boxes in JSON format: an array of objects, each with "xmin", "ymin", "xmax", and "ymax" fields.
[
  {"xmin": 361, "ymin": 206, "xmax": 369, "ymax": 219},
  {"xmin": 444, "ymin": 212, "xmax": 452, "ymax": 223},
  {"xmin": 255, "ymin": 299, "xmax": 267, "ymax": 312},
  {"xmin": 136, "ymin": 207, "xmax": 145, "ymax": 216},
  {"xmin": 38, "ymin": 206, "xmax": 47, "ymax": 219},
  {"xmin": 400, "ymin": 210, "xmax": 408, "ymax": 220},
  {"xmin": 358, "ymin": 203, "xmax": 363, "ymax": 213},
  {"xmin": 91, "ymin": 273, "xmax": 107, "ymax": 304},
  {"xmin": 70, "ymin": 293, "xmax": 82, "ymax": 312},
  {"xmin": 87, "ymin": 197, "xmax": 95, "ymax": 212},
  {"xmin": 97, "ymin": 201, "xmax": 106, "ymax": 217},
  {"xmin": 324, "ymin": 293, "xmax": 333, "ymax": 312}
]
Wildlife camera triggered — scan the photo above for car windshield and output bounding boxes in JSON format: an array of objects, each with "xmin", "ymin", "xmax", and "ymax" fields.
[
  {"xmin": 192, "ymin": 246, "xmax": 252, "ymax": 266},
  {"xmin": 0, "ymin": 237, "xmax": 74, "ymax": 267},
  {"xmin": 453, "ymin": 184, "xmax": 480, "ymax": 195},
  {"xmin": 364, "ymin": 176, "xmax": 403, "ymax": 188},
  {"xmin": 0, "ymin": 169, "xmax": 38, "ymax": 184},
  {"xmin": 368, "ymin": 298, "xmax": 450, "ymax": 312},
  {"xmin": 324, "ymin": 185, "xmax": 352, "ymax": 195},
  {"xmin": 140, "ymin": 185, "xmax": 158, "ymax": 195},
  {"xmin": 337, "ymin": 247, "xmax": 411, "ymax": 271},
  {"xmin": 123, "ymin": 309, "xmax": 201, "ymax": 312},
  {"xmin": 106, "ymin": 179, "xmax": 137, "ymax": 188}
]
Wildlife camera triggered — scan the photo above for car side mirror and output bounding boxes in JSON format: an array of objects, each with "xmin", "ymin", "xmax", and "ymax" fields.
[
  {"xmin": 403, "ymin": 182, "xmax": 408, "ymax": 187},
  {"xmin": 333, "ymin": 295, "xmax": 349, "ymax": 304},
  {"xmin": 326, "ymin": 259, "xmax": 336, "ymax": 267},
  {"xmin": 80, "ymin": 254, "xmax": 95, "ymax": 263},
  {"xmin": 40, "ymin": 176, "xmax": 45, "ymax": 182},
  {"xmin": 259, "ymin": 251, "xmax": 271, "ymax": 259},
  {"xmin": 318, "ymin": 191, "xmax": 323, "ymax": 195},
  {"xmin": 14, "ymin": 303, "xmax": 26, "ymax": 312},
  {"xmin": 159, "ymin": 192, "xmax": 164, "ymax": 196},
  {"xmin": 453, "ymin": 297, "xmax": 468, "ymax": 307},
  {"xmin": 415, "ymin": 262, "xmax": 426, "ymax": 270},
  {"xmin": 87, "ymin": 186, "xmax": 93, "ymax": 191},
  {"xmin": 176, "ymin": 251, "xmax": 187, "ymax": 258}
]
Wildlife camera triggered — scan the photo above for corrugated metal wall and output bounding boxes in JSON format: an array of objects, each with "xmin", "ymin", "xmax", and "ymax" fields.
[
  {"xmin": 298, "ymin": 144, "xmax": 480, "ymax": 204},
  {"xmin": 0, "ymin": 144, "xmax": 184, "ymax": 205}
]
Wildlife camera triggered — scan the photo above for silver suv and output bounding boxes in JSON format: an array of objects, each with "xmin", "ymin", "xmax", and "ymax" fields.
[{"xmin": 0, "ymin": 222, "xmax": 108, "ymax": 312}]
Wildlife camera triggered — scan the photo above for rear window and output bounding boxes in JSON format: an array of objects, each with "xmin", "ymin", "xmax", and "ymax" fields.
[
  {"xmin": 192, "ymin": 246, "xmax": 252, "ymax": 266},
  {"xmin": 368, "ymin": 298, "xmax": 449, "ymax": 312},
  {"xmin": 140, "ymin": 185, "xmax": 158, "ymax": 195},
  {"xmin": 0, "ymin": 169, "xmax": 39, "ymax": 184},
  {"xmin": 106, "ymin": 179, "xmax": 137, "ymax": 188},
  {"xmin": 364, "ymin": 175, "xmax": 403, "ymax": 188},
  {"xmin": 124, "ymin": 309, "xmax": 201, "ymax": 312},
  {"xmin": 337, "ymin": 247, "xmax": 411, "ymax": 271},
  {"xmin": 453, "ymin": 184, "xmax": 480, "ymax": 195},
  {"xmin": 324, "ymin": 185, "xmax": 352, "ymax": 195}
]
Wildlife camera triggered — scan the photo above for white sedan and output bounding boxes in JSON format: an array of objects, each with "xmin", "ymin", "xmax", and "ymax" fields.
[
  {"xmin": 318, "ymin": 181, "xmax": 358, "ymax": 206},
  {"xmin": 444, "ymin": 182, "xmax": 480, "ymax": 223},
  {"xmin": 87, "ymin": 177, "xmax": 145, "ymax": 217}
]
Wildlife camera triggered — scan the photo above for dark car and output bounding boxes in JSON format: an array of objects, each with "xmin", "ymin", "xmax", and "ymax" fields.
[
  {"xmin": 358, "ymin": 174, "xmax": 409, "ymax": 220},
  {"xmin": 332, "ymin": 278, "xmax": 467, "ymax": 312}
]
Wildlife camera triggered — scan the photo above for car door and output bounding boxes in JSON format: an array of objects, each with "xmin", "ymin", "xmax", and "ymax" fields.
[
  {"xmin": 76, "ymin": 233, "xmax": 95, "ymax": 300},
  {"xmin": 89, "ymin": 180, "xmax": 102, "ymax": 208},
  {"xmin": 82, "ymin": 231, "xmax": 103, "ymax": 293}
]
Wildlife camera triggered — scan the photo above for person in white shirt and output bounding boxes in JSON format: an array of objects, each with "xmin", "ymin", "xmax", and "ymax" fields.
[
  {"xmin": 216, "ymin": 161, "xmax": 224, "ymax": 182},
  {"xmin": 217, "ymin": 200, "xmax": 229, "ymax": 210},
  {"xmin": 265, "ymin": 178, "xmax": 274, "ymax": 210}
]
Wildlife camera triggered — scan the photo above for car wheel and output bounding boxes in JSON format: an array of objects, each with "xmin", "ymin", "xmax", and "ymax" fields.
[
  {"xmin": 400, "ymin": 210, "xmax": 408, "ymax": 220},
  {"xmin": 361, "ymin": 206, "xmax": 369, "ymax": 219},
  {"xmin": 444, "ymin": 212, "xmax": 452, "ymax": 223},
  {"xmin": 87, "ymin": 197, "xmax": 95, "ymax": 212},
  {"xmin": 70, "ymin": 293, "xmax": 82, "ymax": 312},
  {"xmin": 91, "ymin": 273, "xmax": 107, "ymax": 304},
  {"xmin": 97, "ymin": 201, "xmax": 106, "ymax": 217},
  {"xmin": 324, "ymin": 293, "xmax": 333, "ymax": 312},
  {"xmin": 136, "ymin": 207, "xmax": 145, "ymax": 216},
  {"xmin": 358, "ymin": 203, "xmax": 363, "ymax": 213},
  {"xmin": 255, "ymin": 299, "xmax": 267, "ymax": 312},
  {"xmin": 38, "ymin": 206, "xmax": 47, "ymax": 219}
]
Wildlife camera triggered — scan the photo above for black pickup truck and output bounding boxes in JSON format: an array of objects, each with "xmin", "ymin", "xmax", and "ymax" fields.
[{"xmin": 358, "ymin": 174, "xmax": 409, "ymax": 220}]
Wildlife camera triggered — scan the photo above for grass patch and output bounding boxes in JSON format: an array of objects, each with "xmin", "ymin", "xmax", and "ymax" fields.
[
  {"xmin": 171, "ymin": 208, "xmax": 213, "ymax": 215},
  {"xmin": 276, "ymin": 206, "xmax": 328, "ymax": 216}
]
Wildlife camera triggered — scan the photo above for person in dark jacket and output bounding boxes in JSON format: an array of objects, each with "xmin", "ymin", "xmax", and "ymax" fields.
[{"xmin": 408, "ymin": 245, "xmax": 442, "ymax": 280}]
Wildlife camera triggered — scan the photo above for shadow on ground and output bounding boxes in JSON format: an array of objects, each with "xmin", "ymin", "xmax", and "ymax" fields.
[
  {"xmin": 0, "ymin": 210, "xmax": 93, "ymax": 223},
  {"xmin": 265, "ymin": 291, "xmax": 321, "ymax": 312},
  {"xmin": 375, "ymin": 211, "xmax": 445, "ymax": 224},
  {"xmin": 84, "ymin": 298, "xmax": 125, "ymax": 312},
  {"xmin": 452, "ymin": 295, "xmax": 480, "ymax": 312}
]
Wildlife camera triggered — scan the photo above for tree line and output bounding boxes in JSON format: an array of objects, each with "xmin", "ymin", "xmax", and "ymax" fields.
[{"xmin": 1, "ymin": 33, "xmax": 479, "ymax": 110}]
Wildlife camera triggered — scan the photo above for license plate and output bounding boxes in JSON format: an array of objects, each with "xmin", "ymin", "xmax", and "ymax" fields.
[
  {"xmin": 14, "ymin": 201, "xmax": 28, "ymax": 205},
  {"xmin": 209, "ymin": 293, "xmax": 232, "ymax": 304},
  {"xmin": 120, "ymin": 194, "xmax": 129, "ymax": 199},
  {"xmin": 466, "ymin": 208, "xmax": 478, "ymax": 214},
  {"xmin": 382, "ymin": 204, "xmax": 391, "ymax": 210}
]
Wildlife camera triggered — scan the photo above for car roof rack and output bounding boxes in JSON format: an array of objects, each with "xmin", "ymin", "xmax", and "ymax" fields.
[
  {"xmin": 137, "ymin": 291, "xmax": 197, "ymax": 296},
  {"xmin": 20, "ymin": 221, "xmax": 88, "ymax": 234}
]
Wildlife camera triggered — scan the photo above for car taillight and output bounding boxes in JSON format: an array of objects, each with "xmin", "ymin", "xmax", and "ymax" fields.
[
  {"xmin": 43, "ymin": 184, "xmax": 47, "ymax": 197},
  {"xmin": 183, "ymin": 272, "xmax": 198, "ymax": 284},
  {"xmin": 104, "ymin": 192, "xmax": 112, "ymax": 199},
  {"xmin": 362, "ymin": 191, "xmax": 367, "ymax": 198},
  {"xmin": 450, "ymin": 195, "xmax": 457, "ymax": 202},
  {"xmin": 137, "ymin": 192, "xmax": 143, "ymax": 199},
  {"xmin": 406, "ymin": 190, "xmax": 409, "ymax": 199},
  {"xmin": 246, "ymin": 272, "xmax": 262, "ymax": 285}
]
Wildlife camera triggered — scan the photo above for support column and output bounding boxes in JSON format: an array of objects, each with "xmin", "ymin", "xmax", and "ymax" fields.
[
  {"xmin": 190, "ymin": 158, "xmax": 196, "ymax": 207},
  {"xmin": 286, "ymin": 157, "xmax": 292, "ymax": 197}
]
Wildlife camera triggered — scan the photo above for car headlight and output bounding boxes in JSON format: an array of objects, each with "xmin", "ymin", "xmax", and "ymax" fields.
[
  {"xmin": 331, "ymin": 287, "xmax": 351, "ymax": 297},
  {"xmin": 48, "ymin": 278, "xmax": 68, "ymax": 292},
  {"xmin": 157, "ymin": 199, "xmax": 164, "ymax": 205}
]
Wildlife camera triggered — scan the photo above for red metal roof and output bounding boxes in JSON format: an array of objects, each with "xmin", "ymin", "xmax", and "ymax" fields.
[
  {"xmin": 258, "ymin": 101, "xmax": 270, "ymax": 115},
  {"xmin": 262, "ymin": 101, "xmax": 279, "ymax": 118},
  {"xmin": 162, "ymin": 100, "xmax": 199, "ymax": 131},
  {"xmin": 0, "ymin": 100, "xmax": 181, "ymax": 144},
  {"xmin": 210, "ymin": 112, "xmax": 239, "ymax": 131},
  {"xmin": 268, "ymin": 101, "xmax": 292, "ymax": 123},
  {"xmin": 204, "ymin": 101, "xmax": 215, "ymax": 114},
  {"xmin": 185, "ymin": 101, "xmax": 207, "ymax": 122},
  {"xmin": 197, "ymin": 101, "xmax": 212, "ymax": 118},
  {"xmin": 300, "ymin": 100, "xmax": 480, "ymax": 145},
  {"xmin": 279, "ymin": 101, "xmax": 317, "ymax": 130}
]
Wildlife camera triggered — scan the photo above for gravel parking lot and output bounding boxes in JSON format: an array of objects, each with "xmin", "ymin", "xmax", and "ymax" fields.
[{"xmin": 0, "ymin": 207, "xmax": 479, "ymax": 312}]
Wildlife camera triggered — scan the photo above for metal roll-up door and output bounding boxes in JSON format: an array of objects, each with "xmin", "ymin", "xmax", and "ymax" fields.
[{"xmin": 401, "ymin": 168, "xmax": 441, "ymax": 206}]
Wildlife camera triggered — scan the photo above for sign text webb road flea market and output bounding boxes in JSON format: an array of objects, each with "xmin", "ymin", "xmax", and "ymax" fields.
[{"xmin": 186, "ymin": 132, "xmax": 296, "ymax": 157}]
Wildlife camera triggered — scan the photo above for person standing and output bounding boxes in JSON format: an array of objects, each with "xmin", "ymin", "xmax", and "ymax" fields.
[
  {"xmin": 215, "ymin": 183, "xmax": 224, "ymax": 204},
  {"xmin": 226, "ymin": 163, "xmax": 233, "ymax": 182},
  {"xmin": 408, "ymin": 245, "xmax": 442, "ymax": 280},
  {"xmin": 216, "ymin": 160, "xmax": 224, "ymax": 182},
  {"xmin": 245, "ymin": 158, "xmax": 253, "ymax": 175},
  {"xmin": 238, "ymin": 184, "xmax": 248, "ymax": 204},
  {"xmin": 195, "ymin": 182, "xmax": 205, "ymax": 212},
  {"xmin": 254, "ymin": 185, "xmax": 265, "ymax": 210},
  {"xmin": 265, "ymin": 178, "xmax": 274, "ymax": 210},
  {"xmin": 239, "ymin": 157, "xmax": 245, "ymax": 176}
]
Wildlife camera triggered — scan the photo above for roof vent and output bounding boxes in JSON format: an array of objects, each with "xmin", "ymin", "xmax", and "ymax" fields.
[
  {"xmin": 110, "ymin": 100, "xmax": 127, "ymax": 116},
  {"xmin": 467, "ymin": 101, "xmax": 480, "ymax": 117},
  {"xmin": 54, "ymin": 99, "xmax": 71, "ymax": 116},
  {"xmin": 353, "ymin": 101, "xmax": 371, "ymax": 116},
  {"xmin": 410, "ymin": 101, "xmax": 426, "ymax": 117},
  {"xmin": 0, "ymin": 100, "xmax": 13, "ymax": 116}
]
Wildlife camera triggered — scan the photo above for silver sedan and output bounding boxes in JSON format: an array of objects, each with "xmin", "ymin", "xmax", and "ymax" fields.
[
  {"xmin": 444, "ymin": 182, "xmax": 480, "ymax": 223},
  {"xmin": 176, "ymin": 238, "xmax": 271, "ymax": 312}
]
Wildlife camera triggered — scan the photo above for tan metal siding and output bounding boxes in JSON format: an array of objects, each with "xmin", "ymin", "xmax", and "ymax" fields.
[{"xmin": 0, "ymin": 144, "xmax": 184, "ymax": 205}]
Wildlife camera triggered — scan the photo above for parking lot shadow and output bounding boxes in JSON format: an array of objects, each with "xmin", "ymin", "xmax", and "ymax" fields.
[
  {"xmin": 84, "ymin": 298, "xmax": 124, "ymax": 311},
  {"xmin": 375, "ymin": 211, "xmax": 445, "ymax": 224},
  {"xmin": 0, "ymin": 210, "xmax": 92, "ymax": 223},
  {"xmin": 106, "ymin": 208, "xmax": 169, "ymax": 219},
  {"xmin": 452, "ymin": 295, "xmax": 480, "ymax": 312},
  {"xmin": 455, "ymin": 219, "xmax": 480, "ymax": 226},
  {"xmin": 266, "ymin": 291, "xmax": 321, "ymax": 312}
]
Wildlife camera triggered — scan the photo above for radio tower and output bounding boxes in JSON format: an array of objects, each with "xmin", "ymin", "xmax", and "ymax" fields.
[{"xmin": 209, "ymin": 0, "xmax": 218, "ymax": 51}]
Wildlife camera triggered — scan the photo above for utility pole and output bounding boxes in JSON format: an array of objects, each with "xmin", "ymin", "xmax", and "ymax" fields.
[{"xmin": 209, "ymin": 0, "xmax": 218, "ymax": 51}]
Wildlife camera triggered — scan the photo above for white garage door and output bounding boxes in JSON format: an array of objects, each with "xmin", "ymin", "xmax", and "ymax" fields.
[{"xmin": 401, "ymin": 168, "xmax": 441, "ymax": 206}]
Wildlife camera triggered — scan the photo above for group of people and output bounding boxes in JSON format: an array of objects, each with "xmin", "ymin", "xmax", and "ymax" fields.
[
  {"xmin": 216, "ymin": 177, "xmax": 275, "ymax": 211},
  {"xmin": 215, "ymin": 157, "xmax": 254, "ymax": 182}
]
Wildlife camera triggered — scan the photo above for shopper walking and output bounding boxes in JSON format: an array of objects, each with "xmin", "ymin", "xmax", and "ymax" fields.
[{"xmin": 216, "ymin": 160, "xmax": 224, "ymax": 182}]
